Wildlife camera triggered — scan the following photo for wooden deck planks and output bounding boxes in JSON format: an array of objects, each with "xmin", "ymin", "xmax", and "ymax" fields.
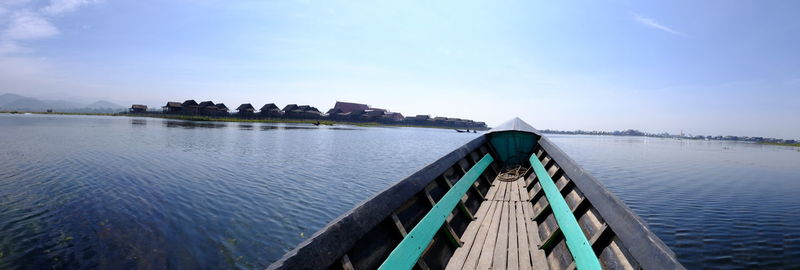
[
  {"xmin": 446, "ymin": 200, "xmax": 496, "ymax": 270},
  {"xmin": 475, "ymin": 198, "xmax": 504, "ymax": 270},
  {"xmin": 508, "ymin": 202, "xmax": 519, "ymax": 270},
  {"xmin": 515, "ymin": 201, "xmax": 532, "ymax": 270},
  {"xmin": 446, "ymin": 177, "xmax": 549, "ymax": 270},
  {"xmin": 522, "ymin": 200, "xmax": 550, "ymax": 270},
  {"xmin": 492, "ymin": 201, "xmax": 510, "ymax": 269}
]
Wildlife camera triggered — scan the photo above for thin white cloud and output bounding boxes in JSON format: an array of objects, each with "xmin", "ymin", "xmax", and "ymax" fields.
[
  {"xmin": 3, "ymin": 11, "xmax": 60, "ymax": 40},
  {"xmin": 0, "ymin": 0, "xmax": 96, "ymax": 55},
  {"xmin": 633, "ymin": 13, "xmax": 687, "ymax": 37},
  {"xmin": 42, "ymin": 0, "xmax": 98, "ymax": 16}
]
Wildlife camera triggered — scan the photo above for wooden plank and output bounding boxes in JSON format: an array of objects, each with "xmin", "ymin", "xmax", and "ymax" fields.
[
  {"xmin": 515, "ymin": 202, "xmax": 532, "ymax": 270},
  {"xmin": 390, "ymin": 213, "xmax": 408, "ymax": 236},
  {"xmin": 507, "ymin": 181, "xmax": 515, "ymax": 201},
  {"xmin": 529, "ymin": 182, "xmax": 543, "ymax": 202},
  {"xmin": 522, "ymin": 202, "xmax": 550, "ymax": 270},
  {"xmin": 507, "ymin": 181, "xmax": 514, "ymax": 201},
  {"xmin": 589, "ymin": 223, "xmax": 610, "ymax": 248},
  {"xmin": 503, "ymin": 181, "xmax": 512, "ymax": 201},
  {"xmin": 446, "ymin": 200, "xmax": 495, "ymax": 270},
  {"xmin": 379, "ymin": 154, "xmax": 494, "ymax": 270},
  {"xmin": 475, "ymin": 199, "xmax": 504, "ymax": 270},
  {"xmin": 534, "ymin": 202, "xmax": 551, "ymax": 222},
  {"xmin": 460, "ymin": 200, "xmax": 500, "ymax": 270},
  {"xmin": 538, "ymin": 226, "xmax": 562, "ymax": 251},
  {"xmin": 508, "ymin": 202, "xmax": 520, "ymax": 270},
  {"xmin": 484, "ymin": 182, "xmax": 498, "ymax": 201},
  {"xmin": 496, "ymin": 181, "xmax": 506, "ymax": 201},
  {"xmin": 511, "ymin": 180, "xmax": 522, "ymax": 202},
  {"xmin": 341, "ymin": 254, "xmax": 355, "ymax": 270},
  {"xmin": 517, "ymin": 180, "xmax": 530, "ymax": 201},
  {"xmin": 460, "ymin": 201, "xmax": 498, "ymax": 269},
  {"xmin": 492, "ymin": 201, "xmax": 510, "ymax": 269}
]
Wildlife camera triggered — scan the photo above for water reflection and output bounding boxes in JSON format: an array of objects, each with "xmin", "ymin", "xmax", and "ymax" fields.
[
  {"xmin": 257, "ymin": 125, "xmax": 361, "ymax": 131},
  {"xmin": 163, "ymin": 120, "xmax": 227, "ymax": 129},
  {"xmin": 130, "ymin": 119, "xmax": 147, "ymax": 126}
]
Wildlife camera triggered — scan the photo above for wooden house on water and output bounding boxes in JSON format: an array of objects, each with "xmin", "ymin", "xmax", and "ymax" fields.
[
  {"xmin": 283, "ymin": 104, "xmax": 322, "ymax": 119},
  {"xmin": 215, "ymin": 103, "xmax": 229, "ymax": 115},
  {"xmin": 197, "ymin": 101, "xmax": 219, "ymax": 115},
  {"xmin": 182, "ymin": 100, "xmax": 200, "ymax": 114},
  {"xmin": 328, "ymin": 101, "xmax": 370, "ymax": 121},
  {"xmin": 260, "ymin": 103, "xmax": 282, "ymax": 117},
  {"xmin": 360, "ymin": 108, "xmax": 387, "ymax": 121},
  {"xmin": 129, "ymin": 104, "xmax": 148, "ymax": 113},
  {"xmin": 163, "ymin": 102, "xmax": 183, "ymax": 114},
  {"xmin": 382, "ymin": 112, "xmax": 405, "ymax": 122},
  {"xmin": 404, "ymin": 115, "xmax": 432, "ymax": 125},
  {"xmin": 236, "ymin": 103, "xmax": 256, "ymax": 117}
]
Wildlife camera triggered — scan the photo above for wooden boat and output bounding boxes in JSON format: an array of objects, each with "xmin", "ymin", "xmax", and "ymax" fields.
[{"xmin": 268, "ymin": 118, "xmax": 683, "ymax": 270}]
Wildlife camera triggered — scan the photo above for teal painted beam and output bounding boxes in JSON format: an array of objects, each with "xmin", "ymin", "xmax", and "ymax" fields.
[
  {"xmin": 379, "ymin": 154, "xmax": 494, "ymax": 270},
  {"xmin": 530, "ymin": 154, "xmax": 602, "ymax": 270}
]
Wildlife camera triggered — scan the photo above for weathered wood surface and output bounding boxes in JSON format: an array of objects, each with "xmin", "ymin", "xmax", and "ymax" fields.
[{"xmin": 446, "ymin": 177, "xmax": 549, "ymax": 270}]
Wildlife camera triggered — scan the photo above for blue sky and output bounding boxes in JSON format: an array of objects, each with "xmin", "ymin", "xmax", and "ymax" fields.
[{"xmin": 1, "ymin": 0, "xmax": 798, "ymax": 138}]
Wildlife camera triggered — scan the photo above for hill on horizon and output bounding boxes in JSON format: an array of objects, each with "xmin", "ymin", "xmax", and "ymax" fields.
[{"xmin": 0, "ymin": 93, "xmax": 125, "ymax": 113}]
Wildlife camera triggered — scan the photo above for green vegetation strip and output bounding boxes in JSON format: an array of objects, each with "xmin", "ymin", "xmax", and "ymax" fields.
[
  {"xmin": 530, "ymin": 154, "xmax": 601, "ymax": 270},
  {"xmin": 379, "ymin": 154, "xmax": 494, "ymax": 270}
]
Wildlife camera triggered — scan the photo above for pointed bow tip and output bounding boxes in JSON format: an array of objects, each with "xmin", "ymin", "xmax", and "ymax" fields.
[{"xmin": 489, "ymin": 117, "xmax": 539, "ymax": 134}]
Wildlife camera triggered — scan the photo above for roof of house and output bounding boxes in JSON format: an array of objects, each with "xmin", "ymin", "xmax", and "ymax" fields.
[
  {"xmin": 333, "ymin": 101, "xmax": 370, "ymax": 113},
  {"xmin": 165, "ymin": 102, "xmax": 182, "ymax": 108},
  {"xmin": 131, "ymin": 104, "xmax": 148, "ymax": 109},
  {"xmin": 282, "ymin": 104, "xmax": 298, "ymax": 111},
  {"xmin": 182, "ymin": 100, "xmax": 199, "ymax": 107},
  {"xmin": 261, "ymin": 103, "xmax": 280, "ymax": 111},
  {"xmin": 198, "ymin": 101, "xmax": 215, "ymax": 107},
  {"xmin": 215, "ymin": 103, "xmax": 229, "ymax": 110},
  {"xmin": 237, "ymin": 103, "xmax": 255, "ymax": 110},
  {"xmin": 296, "ymin": 105, "xmax": 320, "ymax": 112}
]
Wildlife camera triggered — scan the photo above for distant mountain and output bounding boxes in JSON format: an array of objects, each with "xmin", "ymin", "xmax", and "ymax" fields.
[
  {"xmin": 0, "ymin": 93, "xmax": 26, "ymax": 106},
  {"xmin": 1, "ymin": 97, "xmax": 51, "ymax": 111},
  {"xmin": 0, "ymin": 93, "xmax": 127, "ymax": 113},
  {"xmin": 85, "ymin": 100, "xmax": 124, "ymax": 109}
]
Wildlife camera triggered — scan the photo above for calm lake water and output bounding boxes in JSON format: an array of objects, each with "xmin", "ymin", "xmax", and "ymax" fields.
[{"xmin": 1, "ymin": 114, "xmax": 799, "ymax": 269}]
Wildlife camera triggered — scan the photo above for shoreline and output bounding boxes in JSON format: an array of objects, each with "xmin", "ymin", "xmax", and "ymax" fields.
[
  {"xmin": 758, "ymin": 142, "xmax": 800, "ymax": 147},
  {"xmin": 0, "ymin": 111, "xmax": 484, "ymax": 131}
]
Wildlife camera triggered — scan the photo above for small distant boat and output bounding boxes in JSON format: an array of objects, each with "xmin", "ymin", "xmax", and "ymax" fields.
[
  {"xmin": 269, "ymin": 118, "xmax": 682, "ymax": 270},
  {"xmin": 455, "ymin": 129, "xmax": 468, "ymax": 133},
  {"xmin": 313, "ymin": 121, "xmax": 321, "ymax": 126}
]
